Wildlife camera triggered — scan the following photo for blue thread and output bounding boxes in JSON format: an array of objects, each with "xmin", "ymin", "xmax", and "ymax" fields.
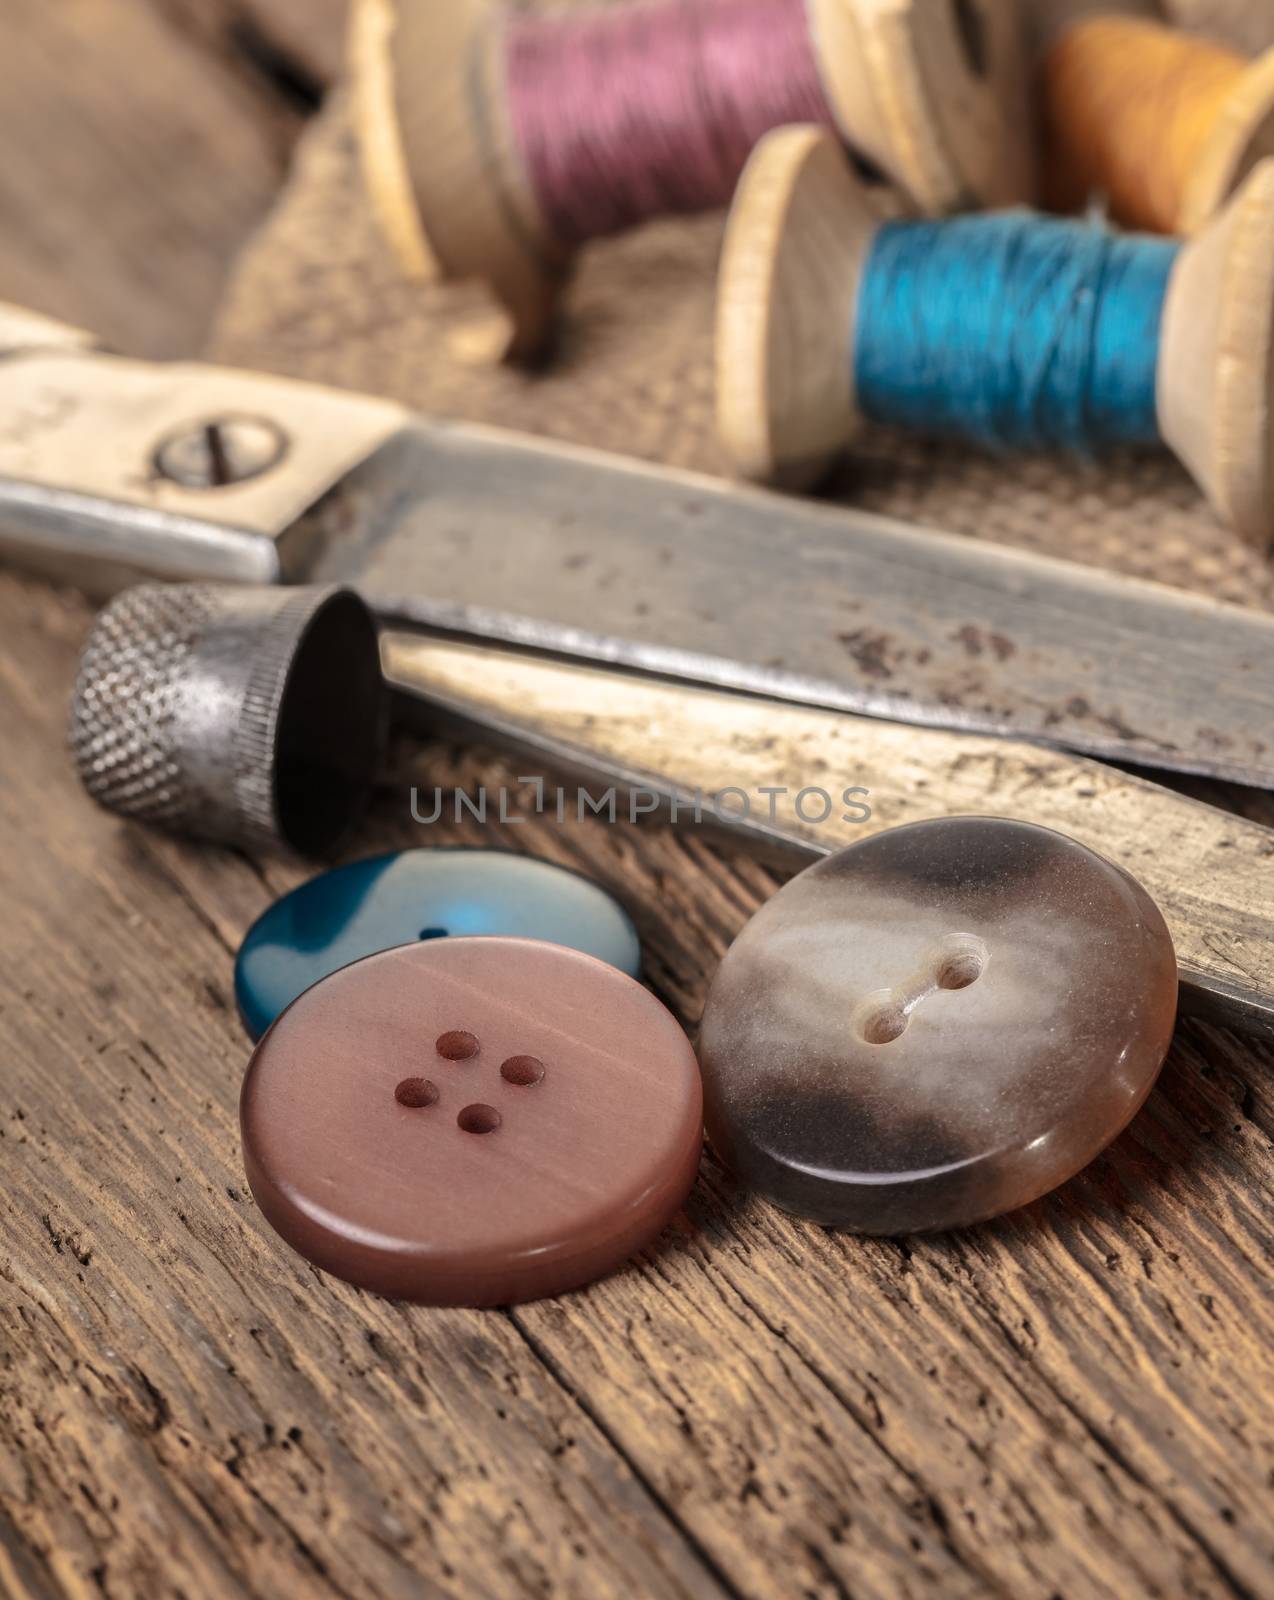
[{"xmin": 853, "ymin": 214, "xmax": 1179, "ymax": 454}]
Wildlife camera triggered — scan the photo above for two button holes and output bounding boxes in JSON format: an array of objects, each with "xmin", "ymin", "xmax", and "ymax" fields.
[
  {"xmin": 394, "ymin": 1031, "xmax": 546, "ymax": 1132},
  {"xmin": 854, "ymin": 934, "xmax": 989, "ymax": 1047}
]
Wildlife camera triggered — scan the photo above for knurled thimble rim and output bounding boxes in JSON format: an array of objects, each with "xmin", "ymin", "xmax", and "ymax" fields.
[{"xmin": 68, "ymin": 583, "xmax": 384, "ymax": 853}]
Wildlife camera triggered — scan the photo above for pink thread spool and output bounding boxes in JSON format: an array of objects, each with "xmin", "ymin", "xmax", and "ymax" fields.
[
  {"xmin": 507, "ymin": 0, "xmax": 835, "ymax": 245},
  {"xmin": 353, "ymin": 0, "xmax": 1034, "ymax": 360}
]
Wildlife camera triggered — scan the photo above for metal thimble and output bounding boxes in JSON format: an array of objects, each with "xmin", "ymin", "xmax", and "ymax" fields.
[{"xmin": 68, "ymin": 584, "xmax": 385, "ymax": 853}]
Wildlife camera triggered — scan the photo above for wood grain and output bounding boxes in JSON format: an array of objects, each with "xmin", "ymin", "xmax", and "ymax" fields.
[
  {"xmin": 1, "ymin": 1, "xmax": 1272, "ymax": 1594},
  {"xmin": 0, "ymin": 563, "xmax": 1271, "ymax": 1599},
  {"xmin": 161, "ymin": 0, "xmax": 349, "ymax": 87},
  {"xmin": 0, "ymin": 0, "xmax": 344, "ymax": 357}
]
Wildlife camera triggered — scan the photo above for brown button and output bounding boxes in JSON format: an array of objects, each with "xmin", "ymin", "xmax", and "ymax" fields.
[
  {"xmin": 240, "ymin": 937, "xmax": 702, "ymax": 1304},
  {"xmin": 698, "ymin": 818, "xmax": 1178, "ymax": 1233}
]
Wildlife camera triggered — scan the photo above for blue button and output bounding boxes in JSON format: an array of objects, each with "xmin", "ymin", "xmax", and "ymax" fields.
[{"xmin": 235, "ymin": 849, "xmax": 642, "ymax": 1040}]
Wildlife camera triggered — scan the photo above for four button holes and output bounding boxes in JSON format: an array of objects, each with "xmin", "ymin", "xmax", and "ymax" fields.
[
  {"xmin": 394, "ymin": 1031, "xmax": 547, "ymax": 1133},
  {"xmin": 853, "ymin": 933, "xmax": 989, "ymax": 1047},
  {"xmin": 399, "ymin": 934, "xmax": 985, "ymax": 1116}
]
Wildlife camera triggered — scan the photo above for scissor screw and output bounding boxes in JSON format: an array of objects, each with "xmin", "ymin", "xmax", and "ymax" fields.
[{"xmin": 153, "ymin": 415, "xmax": 287, "ymax": 489}]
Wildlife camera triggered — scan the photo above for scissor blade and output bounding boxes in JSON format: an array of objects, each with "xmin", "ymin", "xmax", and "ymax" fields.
[
  {"xmin": 0, "ymin": 320, "xmax": 1267, "ymax": 787},
  {"xmin": 383, "ymin": 631, "xmax": 1274, "ymax": 1038},
  {"xmin": 310, "ymin": 422, "xmax": 1274, "ymax": 789}
]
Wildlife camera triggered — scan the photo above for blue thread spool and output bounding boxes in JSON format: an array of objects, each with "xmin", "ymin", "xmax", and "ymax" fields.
[
  {"xmin": 854, "ymin": 216, "xmax": 1175, "ymax": 453},
  {"xmin": 235, "ymin": 848, "xmax": 642, "ymax": 1040},
  {"xmin": 717, "ymin": 125, "xmax": 1274, "ymax": 547}
]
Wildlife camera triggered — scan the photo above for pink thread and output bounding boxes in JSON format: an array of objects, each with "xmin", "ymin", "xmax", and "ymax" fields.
[{"xmin": 505, "ymin": 0, "xmax": 836, "ymax": 246}]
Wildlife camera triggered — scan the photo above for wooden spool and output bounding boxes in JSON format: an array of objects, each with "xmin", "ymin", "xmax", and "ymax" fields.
[
  {"xmin": 351, "ymin": 0, "xmax": 1033, "ymax": 360},
  {"xmin": 715, "ymin": 124, "xmax": 1274, "ymax": 547},
  {"xmin": 1171, "ymin": 45, "xmax": 1274, "ymax": 234},
  {"xmin": 1039, "ymin": 13, "xmax": 1274, "ymax": 236}
]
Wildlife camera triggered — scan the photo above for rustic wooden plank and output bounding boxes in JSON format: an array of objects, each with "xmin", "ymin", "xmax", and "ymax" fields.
[
  {"xmin": 159, "ymin": 0, "xmax": 348, "ymax": 95},
  {"xmin": 0, "ymin": 575, "xmax": 739, "ymax": 1600},
  {"xmin": 0, "ymin": 563, "xmax": 1270, "ymax": 1599},
  {"xmin": 2, "ymin": 2, "xmax": 1272, "ymax": 1589},
  {"xmin": 0, "ymin": 0, "xmax": 342, "ymax": 357}
]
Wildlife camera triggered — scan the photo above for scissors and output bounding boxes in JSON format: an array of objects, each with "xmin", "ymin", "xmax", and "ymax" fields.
[{"xmin": 1, "ymin": 302, "xmax": 1271, "ymax": 1033}]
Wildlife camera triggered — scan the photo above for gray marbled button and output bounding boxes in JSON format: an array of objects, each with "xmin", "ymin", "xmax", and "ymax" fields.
[{"xmin": 698, "ymin": 817, "xmax": 1178, "ymax": 1233}]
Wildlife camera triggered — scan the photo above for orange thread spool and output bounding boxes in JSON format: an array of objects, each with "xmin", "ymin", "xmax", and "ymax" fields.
[{"xmin": 1040, "ymin": 16, "xmax": 1274, "ymax": 234}]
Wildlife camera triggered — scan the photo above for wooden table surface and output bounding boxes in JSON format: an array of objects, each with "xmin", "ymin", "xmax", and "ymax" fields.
[
  {"xmin": 1, "ymin": 5, "xmax": 1272, "ymax": 1599},
  {"xmin": 0, "ymin": 0, "xmax": 344, "ymax": 357}
]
